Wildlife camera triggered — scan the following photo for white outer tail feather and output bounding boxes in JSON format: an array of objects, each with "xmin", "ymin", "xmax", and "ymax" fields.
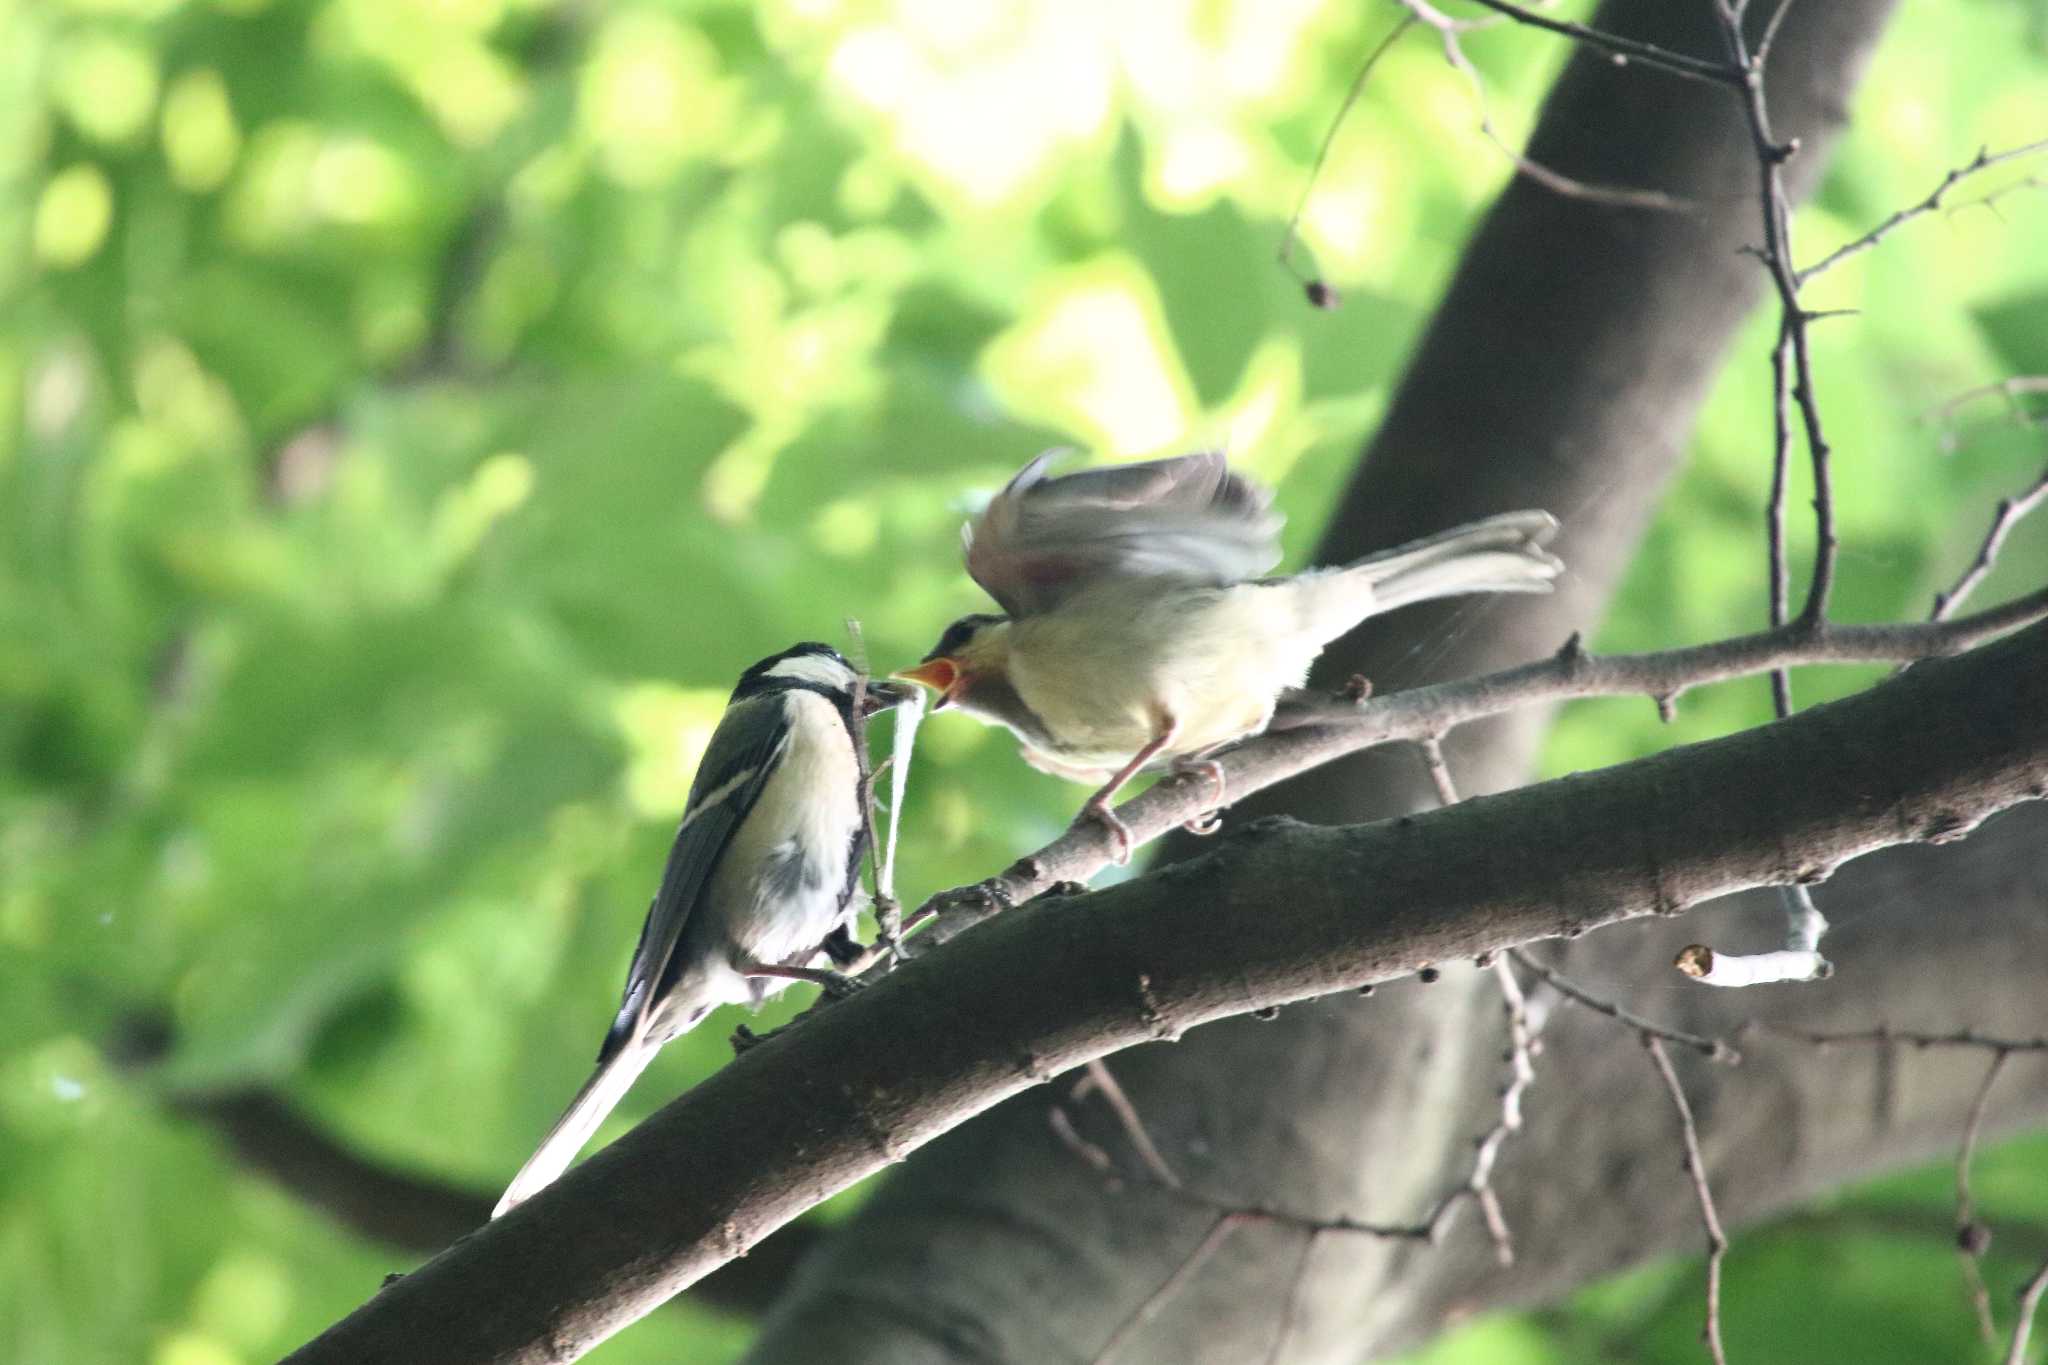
[
  {"xmin": 492, "ymin": 1037, "xmax": 662, "ymax": 1218},
  {"xmin": 1301, "ymin": 510, "xmax": 1562, "ymax": 643}
]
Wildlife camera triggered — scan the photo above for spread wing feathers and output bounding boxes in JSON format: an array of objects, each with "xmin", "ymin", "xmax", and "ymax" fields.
[
  {"xmin": 964, "ymin": 451, "xmax": 1283, "ymax": 616},
  {"xmin": 600, "ymin": 696, "xmax": 791, "ymax": 1065}
]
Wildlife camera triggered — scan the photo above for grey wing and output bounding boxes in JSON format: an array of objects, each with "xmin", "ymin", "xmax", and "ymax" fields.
[
  {"xmin": 598, "ymin": 697, "xmax": 790, "ymax": 1064},
  {"xmin": 963, "ymin": 451, "xmax": 1283, "ymax": 616}
]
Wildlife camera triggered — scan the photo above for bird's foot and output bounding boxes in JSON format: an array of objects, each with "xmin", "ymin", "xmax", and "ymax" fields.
[
  {"xmin": 747, "ymin": 961, "xmax": 866, "ymax": 1001},
  {"xmin": 812, "ymin": 968, "xmax": 865, "ymax": 1001},
  {"xmin": 1078, "ymin": 798, "xmax": 1134, "ymax": 865},
  {"xmin": 1171, "ymin": 756, "xmax": 1227, "ymax": 834}
]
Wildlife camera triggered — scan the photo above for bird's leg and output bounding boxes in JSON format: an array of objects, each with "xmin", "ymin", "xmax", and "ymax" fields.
[
  {"xmin": 746, "ymin": 961, "xmax": 866, "ymax": 1000},
  {"xmin": 1078, "ymin": 713, "xmax": 1179, "ymax": 865}
]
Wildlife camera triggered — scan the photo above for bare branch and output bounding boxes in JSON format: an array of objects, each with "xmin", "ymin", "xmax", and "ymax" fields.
[
  {"xmin": 1933, "ymin": 464, "xmax": 2048, "ymax": 623},
  {"xmin": 1459, "ymin": 0, "xmax": 1744, "ymax": 85},
  {"xmin": 1278, "ymin": 13, "xmax": 1416, "ymax": 300},
  {"xmin": 1400, "ymin": 0, "xmax": 1694, "ymax": 212},
  {"xmin": 1263, "ymin": 1233, "xmax": 1320, "ymax": 1365},
  {"xmin": 1090, "ymin": 1214, "xmax": 1241, "ymax": 1365},
  {"xmin": 1798, "ymin": 139, "xmax": 2048, "ymax": 283},
  {"xmin": 1765, "ymin": 1026, "xmax": 2048, "ymax": 1053},
  {"xmin": 1645, "ymin": 1036, "xmax": 1729, "ymax": 1365},
  {"xmin": 1933, "ymin": 377, "xmax": 2048, "ymax": 443},
  {"xmin": 1956, "ymin": 1051, "xmax": 2013, "ymax": 1343},
  {"xmin": 1461, "ymin": 957, "xmax": 1542, "ymax": 1267},
  {"xmin": 2009, "ymin": 1255, "xmax": 2048, "ymax": 1365},
  {"xmin": 1416, "ymin": 735, "xmax": 1462, "ymax": 808},
  {"xmin": 910, "ymin": 597, "xmax": 2048, "ymax": 941},
  {"xmin": 1076, "ymin": 1059, "xmax": 1183, "ymax": 1190},
  {"xmin": 1508, "ymin": 951, "xmax": 1739, "ymax": 1061},
  {"xmin": 1712, "ymin": 3, "xmax": 1839, "ymax": 630}
]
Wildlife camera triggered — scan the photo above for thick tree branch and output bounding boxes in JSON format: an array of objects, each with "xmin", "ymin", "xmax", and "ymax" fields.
[{"xmin": 285, "ymin": 618, "xmax": 2048, "ymax": 1364}]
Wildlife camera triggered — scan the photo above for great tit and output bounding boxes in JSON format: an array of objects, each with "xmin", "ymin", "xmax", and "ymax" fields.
[
  {"xmin": 493, "ymin": 643, "xmax": 912, "ymax": 1216},
  {"xmin": 894, "ymin": 452, "xmax": 1562, "ymax": 854}
]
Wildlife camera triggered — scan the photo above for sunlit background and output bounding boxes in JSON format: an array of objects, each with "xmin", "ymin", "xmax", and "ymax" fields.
[{"xmin": 3, "ymin": 0, "xmax": 2047, "ymax": 1360}]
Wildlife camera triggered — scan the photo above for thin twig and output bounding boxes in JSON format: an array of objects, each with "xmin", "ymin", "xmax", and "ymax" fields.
[
  {"xmin": 1508, "ymin": 951, "xmax": 1740, "ymax": 1061},
  {"xmin": 1713, "ymin": 1, "xmax": 1838, "ymax": 630},
  {"xmin": 1091, "ymin": 1214, "xmax": 1242, "ymax": 1365},
  {"xmin": 1079, "ymin": 1059, "xmax": 1184, "ymax": 1190},
  {"xmin": 1263, "ymin": 1231, "xmax": 1320, "ymax": 1365},
  {"xmin": 1762, "ymin": 1025, "xmax": 2048, "ymax": 1053},
  {"xmin": 1752, "ymin": 0, "xmax": 1799, "ymax": 67},
  {"xmin": 1460, "ymin": 0, "xmax": 1744, "ymax": 85},
  {"xmin": 1933, "ymin": 377, "xmax": 2048, "ymax": 444},
  {"xmin": 1766, "ymin": 316, "xmax": 1796, "ymax": 716},
  {"xmin": 2008, "ymin": 1255, "xmax": 2048, "ymax": 1365},
  {"xmin": 1798, "ymin": 139, "xmax": 2048, "ymax": 282},
  {"xmin": 1416, "ymin": 735, "xmax": 1462, "ymax": 807},
  {"xmin": 1933, "ymin": 465, "xmax": 2048, "ymax": 622},
  {"xmin": 1645, "ymin": 1036, "xmax": 1729, "ymax": 1365},
  {"xmin": 1957, "ymin": 1051, "xmax": 2014, "ymax": 1344},
  {"xmin": 1278, "ymin": 13, "xmax": 1416, "ymax": 293},
  {"xmin": 1049, "ymin": 1103, "xmax": 1117, "ymax": 1176},
  {"xmin": 1399, "ymin": 0, "xmax": 1692, "ymax": 212},
  {"xmin": 1463, "ymin": 956, "xmax": 1540, "ymax": 1266}
]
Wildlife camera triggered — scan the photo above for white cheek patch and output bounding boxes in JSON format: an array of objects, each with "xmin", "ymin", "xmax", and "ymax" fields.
[{"xmin": 763, "ymin": 652, "xmax": 857, "ymax": 691}]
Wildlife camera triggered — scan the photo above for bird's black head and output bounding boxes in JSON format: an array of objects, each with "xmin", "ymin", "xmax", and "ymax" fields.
[
  {"xmin": 921, "ymin": 613, "xmax": 1008, "ymax": 664},
  {"xmin": 892, "ymin": 614, "xmax": 1012, "ymax": 713},
  {"xmin": 732, "ymin": 643, "xmax": 912, "ymax": 716}
]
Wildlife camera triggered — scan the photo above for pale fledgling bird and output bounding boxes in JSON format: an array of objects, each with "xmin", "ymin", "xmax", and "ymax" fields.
[
  {"xmin": 895, "ymin": 452, "xmax": 1562, "ymax": 854},
  {"xmin": 493, "ymin": 643, "xmax": 911, "ymax": 1217}
]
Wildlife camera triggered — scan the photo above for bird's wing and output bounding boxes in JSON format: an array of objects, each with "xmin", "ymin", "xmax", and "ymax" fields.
[
  {"xmin": 963, "ymin": 451, "xmax": 1283, "ymax": 616},
  {"xmin": 599, "ymin": 695, "xmax": 790, "ymax": 1065}
]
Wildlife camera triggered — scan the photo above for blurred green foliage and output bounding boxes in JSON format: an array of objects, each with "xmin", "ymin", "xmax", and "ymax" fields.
[{"xmin": 0, "ymin": 0, "xmax": 2044, "ymax": 1360}]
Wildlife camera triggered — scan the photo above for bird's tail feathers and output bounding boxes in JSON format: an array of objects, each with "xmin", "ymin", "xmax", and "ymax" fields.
[
  {"xmin": 492, "ymin": 1036, "xmax": 663, "ymax": 1219},
  {"xmin": 1303, "ymin": 510, "xmax": 1562, "ymax": 641}
]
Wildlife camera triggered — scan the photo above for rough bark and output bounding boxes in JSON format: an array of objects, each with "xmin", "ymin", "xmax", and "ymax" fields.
[
  {"xmin": 282, "ymin": 620, "xmax": 2048, "ymax": 1364},
  {"xmin": 744, "ymin": 1, "xmax": 1906, "ymax": 1361}
]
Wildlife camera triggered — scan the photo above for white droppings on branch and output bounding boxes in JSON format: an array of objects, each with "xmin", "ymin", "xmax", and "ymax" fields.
[{"xmin": 1673, "ymin": 943, "xmax": 1831, "ymax": 988}]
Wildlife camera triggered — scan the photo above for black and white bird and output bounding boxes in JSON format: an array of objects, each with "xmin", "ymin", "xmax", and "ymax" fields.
[
  {"xmin": 493, "ymin": 643, "xmax": 912, "ymax": 1216},
  {"xmin": 895, "ymin": 452, "xmax": 1562, "ymax": 855}
]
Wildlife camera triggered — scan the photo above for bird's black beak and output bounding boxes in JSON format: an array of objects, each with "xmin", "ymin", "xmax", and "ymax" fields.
[{"xmin": 858, "ymin": 677, "xmax": 916, "ymax": 717}]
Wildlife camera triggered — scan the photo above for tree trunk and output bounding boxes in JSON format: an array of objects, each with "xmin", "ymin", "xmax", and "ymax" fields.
[{"xmin": 743, "ymin": 1, "xmax": 1911, "ymax": 1361}]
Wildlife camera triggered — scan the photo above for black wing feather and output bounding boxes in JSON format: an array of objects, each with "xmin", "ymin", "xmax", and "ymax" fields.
[{"xmin": 598, "ymin": 694, "xmax": 791, "ymax": 1063}]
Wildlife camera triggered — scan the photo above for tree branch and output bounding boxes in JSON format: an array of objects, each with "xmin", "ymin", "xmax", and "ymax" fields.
[
  {"xmin": 913, "ymin": 593, "xmax": 2048, "ymax": 944},
  {"xmin": 285, "ymin": 618, "xmax": 2048, "ymax": 1364}
]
